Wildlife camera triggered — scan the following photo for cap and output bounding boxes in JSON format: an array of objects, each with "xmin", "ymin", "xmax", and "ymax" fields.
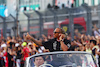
[
  {"xmin": 15, "ymin": 43, "xmax": 20, "ymax": 47},
  {"xmin": 1, "ymin": 44, "xmax": 7, "ymax": 48},
  {"xmin": 28, "ymin": 42, "xmax": 32, "ymax": 45}
]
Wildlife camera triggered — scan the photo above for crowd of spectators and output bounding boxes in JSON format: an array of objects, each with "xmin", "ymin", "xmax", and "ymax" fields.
[{"xmin": 0, "ymin": 24, "xmax": 100, "ymax": 67}]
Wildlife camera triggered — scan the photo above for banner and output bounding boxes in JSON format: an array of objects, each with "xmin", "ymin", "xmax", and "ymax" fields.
[
  {"xmin": 55, "ymin": 0, "xmax": 74, "ymax": 8},
  {"xmin": 0, "ymin": 5, "xmax": 6, "ymax": 17},
  {"xmin": 7, "ymin": 0, "xmax": 17, "ymax": 17}
]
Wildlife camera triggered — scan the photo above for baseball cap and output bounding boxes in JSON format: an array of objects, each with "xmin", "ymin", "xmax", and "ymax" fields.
[
  {"xmin": 28, "ymin": 42, "xmax": 32, "ymax": 45},
  {"xmin": 15, "ymin": 43, "xmax": 20, "ymax": 47},
  {"xmin": 1, "ymin": 44, "xmax": 7, "ymax": 48}
]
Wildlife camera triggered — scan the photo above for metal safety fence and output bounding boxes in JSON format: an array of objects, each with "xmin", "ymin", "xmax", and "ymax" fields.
[
  {"xmin": 0, "ymin": 3, "xmax": 100, "ymax": 40},
  {"xmin": 22, "ymin": 3, "xmax": 95, "ymax": 40}
]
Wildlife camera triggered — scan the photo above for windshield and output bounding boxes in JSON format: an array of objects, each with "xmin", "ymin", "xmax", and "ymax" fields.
[{"xmin": 27, "ymin": 53, "xmax": 96, "ymax": 67}]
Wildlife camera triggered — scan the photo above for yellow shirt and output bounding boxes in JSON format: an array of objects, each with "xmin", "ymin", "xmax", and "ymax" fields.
[{"xmin": 86, "ymin": 48, "xmax": 92, "ymax": 54}]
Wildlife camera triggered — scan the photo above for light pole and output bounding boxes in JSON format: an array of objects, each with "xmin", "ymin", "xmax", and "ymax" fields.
[{"xmin": 15, "ymin": 0, "xmax": 19, "ymax": 37}]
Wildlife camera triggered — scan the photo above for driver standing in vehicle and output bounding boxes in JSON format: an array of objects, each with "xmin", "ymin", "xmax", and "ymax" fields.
[{"xmin": 26, "ymin": 28, "xmax": 71, "ymax": 52}]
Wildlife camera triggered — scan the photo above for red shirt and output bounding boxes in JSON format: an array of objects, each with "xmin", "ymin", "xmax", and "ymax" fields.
[
  {"xmin": 4, "ymin": 52, "xmax": 8, "ymax": 67},
  {"xmin": 23, "ymin": 47, "xmax": 29, "ymax": 61}
]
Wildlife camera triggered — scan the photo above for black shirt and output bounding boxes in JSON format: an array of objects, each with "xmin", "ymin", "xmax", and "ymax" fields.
[
  {"xmin": 8, "ymin": 53, "xmax": 13, "ymax": 67},
  {"xmin": 16, "ymin": 50, "xmax": 22, "ymax": 59},
  {"xmin": 42, "ymin": 38, "xmax": 71, "ymax": 52}
]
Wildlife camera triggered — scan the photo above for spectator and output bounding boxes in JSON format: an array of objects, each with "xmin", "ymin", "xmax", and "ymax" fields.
[
  {"xmin": 0, "ymin": 48, "xmax": 5, "ymax": 67},
  {"xmin": 22, "ymin": 42, "xmax": 29, "ymax": 61},
  {"xmin": 16, "ymin": 43, "xmax": 22, "ymax": 67},
  {"xmin": 93, "ymin": 24, "xmax": 100, "ymax": 36},
  {"xmin": 7, "ymin": 47, "xmax": 14, "ymax": 67},
  {"xmin": 42, "ymin": 34, "xmax": 48, "ymax": 42},
  {"xmin": 28, "ymin": 42, "xmax": 37, "ymax": 55},
  {"xmin": 85, "ymin": 42, "xmax": 92, "ymax": 53},
  {"xmin": 47, "ymin": 35, "xmax": 53, "ymax": 40},
  {"xmin": 96, "ymin": 44, "xmax": 100, "ymax": 67},
  {"xmin": 90, "ymin": 40, "xmax": 98, "ymax": 60}
]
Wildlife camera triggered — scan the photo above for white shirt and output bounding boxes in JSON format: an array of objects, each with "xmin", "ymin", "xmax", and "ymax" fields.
[{"xmin": 94, "ymin": 29, "xmax": 100, "ymax": 36}]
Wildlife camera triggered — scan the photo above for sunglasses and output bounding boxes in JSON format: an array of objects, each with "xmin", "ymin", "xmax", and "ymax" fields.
[{"xmin": 53, "ymin": 32, "xmax": 60, "ymax": 34}]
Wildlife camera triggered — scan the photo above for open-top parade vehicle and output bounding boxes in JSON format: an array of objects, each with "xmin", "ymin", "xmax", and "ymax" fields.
[{"xmin": 25, "ymin": 51, "xmax": 97, "ymax": 67}]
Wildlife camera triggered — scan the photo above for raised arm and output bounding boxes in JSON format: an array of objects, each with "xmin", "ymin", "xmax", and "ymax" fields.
[{"xmin": 26, "ymin": 33, "xmax": 42, "ymax": 46}]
